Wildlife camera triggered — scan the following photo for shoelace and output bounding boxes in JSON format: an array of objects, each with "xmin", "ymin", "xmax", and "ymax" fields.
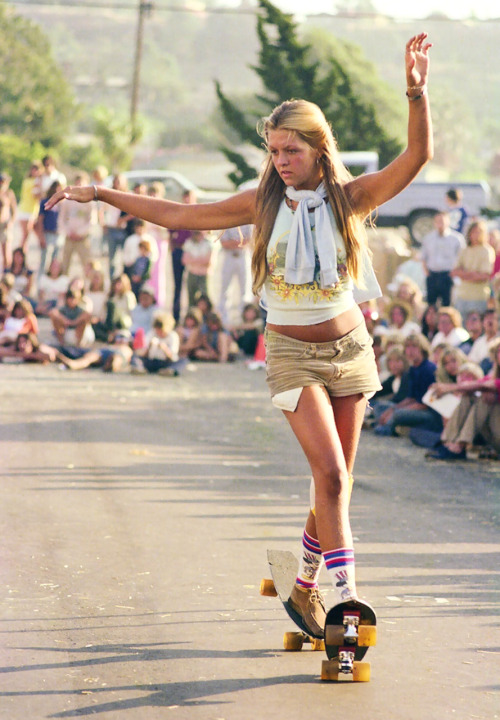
[{"xmin": 309, "ymin": 587, "xmax": 326, "ymax": 610}]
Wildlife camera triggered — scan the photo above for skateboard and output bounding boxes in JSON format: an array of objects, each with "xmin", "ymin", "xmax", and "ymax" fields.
[
  {"xmin": 261, "ymin": 549, "xmax": 377, "ymax": 680},
  {"xmin": 321, "ymin": 598, "xmax": 377, "ymax": 682},
  {"xmin": 260, "ymin": 549, "xmax": 325, "ymax": 651}
]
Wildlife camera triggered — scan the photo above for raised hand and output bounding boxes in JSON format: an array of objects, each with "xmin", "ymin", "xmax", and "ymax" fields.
[{"xmin": 405, "ymin": 33, "xmax": 432, "ymax": 89}]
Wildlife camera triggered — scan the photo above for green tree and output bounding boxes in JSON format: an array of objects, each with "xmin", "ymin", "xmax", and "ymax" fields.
[
  {"xmin": 0, "ymin": 4, "xmax": 76, "ymax": 148},
  {"xmin": 216, "ymin": 0, "xmax": 403, "ymax": 187}
]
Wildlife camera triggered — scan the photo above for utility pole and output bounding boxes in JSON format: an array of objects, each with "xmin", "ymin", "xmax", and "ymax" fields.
[{"xmin": 130, "ymin": 0, "xmax": 154, "ymax": 143}]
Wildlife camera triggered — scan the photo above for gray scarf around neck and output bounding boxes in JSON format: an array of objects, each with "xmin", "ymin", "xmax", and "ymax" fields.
[{"xmin": 284, "ymin": 182, "xmax": 340, "ymax": 288}]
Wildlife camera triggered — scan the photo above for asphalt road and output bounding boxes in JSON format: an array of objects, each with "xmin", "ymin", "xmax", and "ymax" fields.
[{"xmin": 1, "ymin": 360, "xmax": 499, "ymax": 720}]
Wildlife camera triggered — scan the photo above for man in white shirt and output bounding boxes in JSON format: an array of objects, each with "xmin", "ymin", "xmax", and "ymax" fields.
[
  {"xmin": 217, "ymin": 224, "xmax": 253, "ymax": 326},
  {"xmin": 420, "ymin": 211, "xmax": 465, "ymax": 306}
]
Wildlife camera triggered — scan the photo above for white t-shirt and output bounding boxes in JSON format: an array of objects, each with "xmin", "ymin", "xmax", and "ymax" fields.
[
  {"xmin": 38, "ymin": 274, "xmax": 69, "ymax": 302},
  {"xmin": 146, "ymin": 330, "xmax": 179, "ymax": 362}
]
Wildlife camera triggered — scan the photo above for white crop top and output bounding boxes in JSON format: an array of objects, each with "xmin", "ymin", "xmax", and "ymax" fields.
[{"xmin": 263, "ymin": 199, "xmax": 381, "ymax": 326}]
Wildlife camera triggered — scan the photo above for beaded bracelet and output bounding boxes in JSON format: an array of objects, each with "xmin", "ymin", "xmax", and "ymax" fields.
[{"xmin": 406, "ymin": 85, "xmax": 427, "ymax": 101}]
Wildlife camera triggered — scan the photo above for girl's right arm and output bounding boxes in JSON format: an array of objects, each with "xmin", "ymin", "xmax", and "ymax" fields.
[{"xmin": 46, "ymin": 185, "xmax": 257, "ymax": 232}]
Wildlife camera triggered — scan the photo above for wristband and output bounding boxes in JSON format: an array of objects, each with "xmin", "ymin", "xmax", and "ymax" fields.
[{"xmin": 406, "ymin": 85, "xmax": 427, "ymax": 101}]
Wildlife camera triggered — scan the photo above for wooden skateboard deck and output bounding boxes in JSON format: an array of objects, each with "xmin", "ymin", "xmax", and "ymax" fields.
[
  {"xmin": 322, "ymin": 598, "xmax": 377, "ymax": 681},
  {"xmin": 260, "ymin": 549, "xmax": 325, "ymax": 648}
]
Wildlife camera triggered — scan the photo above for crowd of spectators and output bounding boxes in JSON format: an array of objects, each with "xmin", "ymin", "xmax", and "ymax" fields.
[
  {"xmin": 1, "ymin": 165, "xmax": 499, "ymax": 463},
  {"xmin": 0, "ymin": 159, "xmax": 263, "ymax": 377}
]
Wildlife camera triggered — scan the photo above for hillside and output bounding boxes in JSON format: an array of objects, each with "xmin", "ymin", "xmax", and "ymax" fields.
[{"xmin": 14, "ymin": 4, "xmax": 500, "ymax": 185}]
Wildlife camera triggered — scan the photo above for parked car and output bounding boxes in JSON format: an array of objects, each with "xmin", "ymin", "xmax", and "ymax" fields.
[{"xmin": 105, "ymin": 170, "xmax": 229, "ymax": 203}]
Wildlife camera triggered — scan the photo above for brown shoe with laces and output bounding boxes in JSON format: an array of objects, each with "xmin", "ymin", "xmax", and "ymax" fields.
[{"xmin": 288, "ymin": 584, "xmax": 326, "ymax": 638}]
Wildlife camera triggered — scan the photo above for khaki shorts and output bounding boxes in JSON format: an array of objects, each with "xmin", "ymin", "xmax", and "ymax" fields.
[{"xmin": 265, "ymin": 322, "xmax": 382, "ymax": 412}]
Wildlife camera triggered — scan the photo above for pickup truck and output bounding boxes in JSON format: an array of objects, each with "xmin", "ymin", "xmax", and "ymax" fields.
[
  {"xmin": 374, "ymin": 180, "xmax": 491, "ymax": 245},
  {"xmin": 340, "ymin": 154, "xmax": 492, "ymax": 245}
]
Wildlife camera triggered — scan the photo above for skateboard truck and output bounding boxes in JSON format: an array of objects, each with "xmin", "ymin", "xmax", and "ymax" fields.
[
  {"xmin": 343, "ymin": 612, "xmax": 360, "ymax": 642},
  {"xmin": 322, "ymin": 603, "xmax": 376, "ymax": 682},
  {"xmin": 338, "ymin": 648, "xmax": 356, "ymax": 674}
]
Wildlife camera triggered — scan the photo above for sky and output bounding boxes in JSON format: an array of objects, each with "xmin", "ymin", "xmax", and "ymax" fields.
[{"xmin": 273, "ymin": 0, "xmax": 497, "ymax": 20}]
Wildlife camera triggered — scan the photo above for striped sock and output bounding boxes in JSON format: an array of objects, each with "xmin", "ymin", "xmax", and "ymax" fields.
[
  {"xmin": 296, "ymin": 530, "xmax": 323, "ymax": 589},
  {"xmin": 323, "ymin": 547, "xmax": 357, "ymax": 604}
]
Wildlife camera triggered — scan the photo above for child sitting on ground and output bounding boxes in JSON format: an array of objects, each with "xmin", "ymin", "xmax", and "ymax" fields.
[
  {"xmin": 230, "ymin": 302, "xmax": 264, "ymax": 357},
  {"xmin": 192, "ymin": 311, "xmax": 238, "ymax": 363},
  {"xmin": 177, "ymin": 307, "xmax": 204, "ymax": 359},
  {"xmin": 132, "ymin": 311, "xmax": 186, "ymax": 376}
]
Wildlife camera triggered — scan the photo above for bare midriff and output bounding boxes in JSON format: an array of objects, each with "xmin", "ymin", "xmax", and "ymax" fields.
[{"xmin": 266, "ymin": 304, "xmax": 364, "ymax": 343}]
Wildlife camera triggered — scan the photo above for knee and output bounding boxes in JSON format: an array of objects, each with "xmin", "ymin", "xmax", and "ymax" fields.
[{"xmin": 313, "ymin": 468, "xmax": 350, "ymax": 505}]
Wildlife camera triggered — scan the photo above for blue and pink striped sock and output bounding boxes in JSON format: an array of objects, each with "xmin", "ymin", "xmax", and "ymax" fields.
[
  {"xmin": 296, "ymin": 530, "xmax": 323, "ymax": 589},
  {"xmin": 323, "ymin": 547, "xmax": 357, "ymax": 604}
]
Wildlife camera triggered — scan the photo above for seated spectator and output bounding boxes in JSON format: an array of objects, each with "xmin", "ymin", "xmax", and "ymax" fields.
[
  {"xmin": 427, "ymin": 339, "xmax": 500, "ymax": 460},
  {"xmin": 421, "ymin": 304, "xmax": 439, "ymax": 343},
  {"xmin": 428, "ymin": 360, "xmax": 484, "ymax": 407},
  {"xmin": 93, "ymin": 273, "xmax": 136, "ymax": 342},
  {"xmin": 35, "ymin": 258, "xmax": 69, "ymax": 316},
  {"xmin": 0, "ymin": 283, "xmax": 10, "ymax": 324},
  {"xmin": 436, "ymin": 345, "xmax": 468, "ymax": 384},
  {"xmin": 193, "ymin": 292, "xmax": 213, "ymax": 330},
  {"xmin": 369, "ymin": 344, "xmax": 411, "ymax": 424},
  {"xmin": 86, "ymin": 267, "xmax": 107, "ymax": 326},
  {"xmin": 385, "ymin": 300, "xmax": 421, "ymax": 338},
  {"xmin": 467, "ymin": 308, "xmax": 499, "ymax": 372},
  {"xmin": 431, "ymin": 306, "xmax": 469, "ymax": 349},
  {"xmin": 0, "ymin": 273, "xmax": 21, "ymax": 310},
  {"xmin": 58, "ymin": 330, "xmax": 133, "ymax": 373},
  {"xmin": 459, "ymin": 310, "xmax": 484, "ymax": 356},
  {"xmin": 392, "ymin": 275, "xmax": 426, "ymax": 322},
  {"xmin": 0, "ymin": 298, "xmax": 38, "ymax": 345},
  {"xmin": 177, "ymin": 307, "xmax": 204, "ymax": 360},
  {"xmin": 130, "ymin": 285, "xmax": 157, "ymax": 339},
  {"xmin": 192, "ymin": 311, "xmax": 237, "ymax": 363},
  {"xmin": 230, "ymin": 302, "xmax": 264, "ymax": 357},
  {"xmin": 374, "ymin": 332, "xmax": 442, "ymax": 436},
  {"xmin": 49, "ymin": 288, "xmax": 92, "ymax": 347},
  {"xmin": 7, "ymin": 247, "xmax": 34, "ymax": 304},
  {"xmin": 374, "ymin": 331, "xmax": 405, "ymax": 382},
  {"xmin": 0, "ymin": 332, "xmax": 58, "ymax": 364},
  {"xmin": 132, "ymin": 311, "xmax": 186, "ymax": 376}
]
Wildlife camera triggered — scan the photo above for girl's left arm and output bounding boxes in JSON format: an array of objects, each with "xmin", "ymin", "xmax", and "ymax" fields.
[{"xmin": 348, "ymin": 33, "xmax": 433, "ymax": 217}]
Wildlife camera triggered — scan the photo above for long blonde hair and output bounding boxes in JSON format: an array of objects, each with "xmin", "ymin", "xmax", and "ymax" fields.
[{"xmin": 251, "ymin": 99, "xmax": 369, "ymax": 294}]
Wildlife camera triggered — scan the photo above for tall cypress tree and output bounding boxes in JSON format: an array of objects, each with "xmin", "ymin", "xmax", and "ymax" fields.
[{"xmin": 216, "ymin": 0, "xmax": 402, "ymax": 187}]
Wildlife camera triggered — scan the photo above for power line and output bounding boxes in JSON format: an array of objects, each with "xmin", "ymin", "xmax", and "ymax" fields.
[{"xmin": 7, "ymin": 0, "xmax": 499, "ymax": 22}]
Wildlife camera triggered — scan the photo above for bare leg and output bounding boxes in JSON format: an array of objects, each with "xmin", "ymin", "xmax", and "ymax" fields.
[
  {"xmin": 305, "ymin": 392, "xmax": 367, "ymax": 539},
  {"xmin": 283, "ymin": 386, "xmax": 366, "ymax": 552}
]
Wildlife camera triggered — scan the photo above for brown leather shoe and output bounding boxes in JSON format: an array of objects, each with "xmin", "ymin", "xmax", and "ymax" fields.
[{"xmin": 288, "ymin": 584, "xmax": 326, "ymax": 637}]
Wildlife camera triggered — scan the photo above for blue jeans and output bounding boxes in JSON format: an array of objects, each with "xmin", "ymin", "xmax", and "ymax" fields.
[
  {"xmin": 39, "ymin": 231, "xmax": 62, "ymax": 276},
  {"xmin": 106, "ymin": 227, "xmax": 126, "ymax": 280},
  {"xmin": 375, "ymin": 406, "xmax": 443, "ymax": 436},
  {"xmin": 171, "ymin": 247, "xmax": 185, "ymax": 323}
]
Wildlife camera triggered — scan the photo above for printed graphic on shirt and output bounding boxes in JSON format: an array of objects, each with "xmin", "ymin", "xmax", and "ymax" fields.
[{"xmin": 267, "ymin": 234, "xmax": 350, "ymax": 304}]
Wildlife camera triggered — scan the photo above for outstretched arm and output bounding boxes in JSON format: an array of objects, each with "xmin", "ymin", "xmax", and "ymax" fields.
[
  {"xmin": 348, "ymin": 33, "xmax": 433, "ymax": 217},
  {"xmin": 46, "ymin": 184, "xmax": 257, "ymax": 232}
]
